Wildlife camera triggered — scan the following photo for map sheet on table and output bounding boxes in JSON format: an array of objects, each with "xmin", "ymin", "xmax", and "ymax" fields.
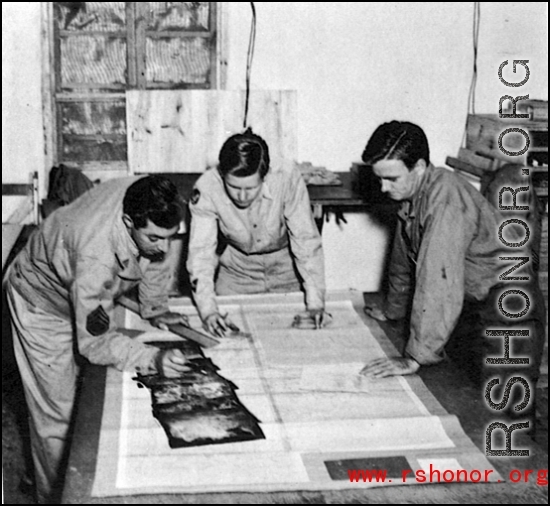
[{"xmin": 91, "ymin": 292, "xmax": 501, "ymax": 496}]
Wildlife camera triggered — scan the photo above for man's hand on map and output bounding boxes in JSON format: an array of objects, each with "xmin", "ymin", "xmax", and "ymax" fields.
[
  {"xmin": 292, "ymin": 310, "xmax": 333, "ymax": 330},
  {"xmin": 204, "ymin": 312, "xmax": 230, "ymax": 337},
  {"xmin": 359, "ymin": 357, "xmax": 420, "ymax": 378},
  {"xmin": 156, "ymin": 348, "xmax": 191, "ymax": 377}
]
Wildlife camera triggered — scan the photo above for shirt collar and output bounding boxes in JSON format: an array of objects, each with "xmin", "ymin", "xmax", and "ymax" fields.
[
  {"xmin": 114, "ymin": 217, "xmax": 142, "ymax": 279},
  {"xmin": 397, "ymin": 163, "xmax": 435, "ymax": 221},
  {"xmin": 261, "ymin": 172, "xmax": 274, "ymax": 200}
]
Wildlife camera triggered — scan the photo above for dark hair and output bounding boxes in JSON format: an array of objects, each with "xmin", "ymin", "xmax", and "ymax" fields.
[
  {"xmin": 123, "ymin": 175, "xmax": 183, "ymax": 229},
  {"xmin": 361, "ymin": 121, "xmax": 430, "ymax": 170},
  {"xmin": 218, "ymin": 128, "xmax": 270, "ymax": 179}
]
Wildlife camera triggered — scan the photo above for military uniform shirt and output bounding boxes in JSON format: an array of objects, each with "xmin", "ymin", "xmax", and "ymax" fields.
[
  {"xmin": 384, "ymin": 165, "xmax": 535, "ymax": 365},
  {"xmin": 187, "ymin": 165, "xmax": 325, "ymax": 318},
  {"xmin": 9, "ymin": 176, "xmax": 174, "ymax": 373}
]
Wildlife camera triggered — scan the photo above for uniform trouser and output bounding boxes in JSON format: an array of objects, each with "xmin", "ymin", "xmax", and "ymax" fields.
[
  {"xmin": 447, "ymin": 280, "xmax": 546, "ymax": 432},
  {"xmin": 216, "ymin": 245, "xmax": 302, "ymax": 295},
  {"xmin": 6, "ymin": 284, "xmax": 79, "ymax": 504}
]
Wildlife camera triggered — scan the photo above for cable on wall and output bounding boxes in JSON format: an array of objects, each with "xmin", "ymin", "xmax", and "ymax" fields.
[
  {"xmin": 243, "ymin": 2, "xmax": 257, "ymax": 130},
  {"xmin": 462, "ymin": 2, "xmax": 481, "ymax": 147}
]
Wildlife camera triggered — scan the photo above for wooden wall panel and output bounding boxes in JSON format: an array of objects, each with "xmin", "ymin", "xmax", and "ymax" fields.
[{"xmin": 126, "ymin": 90, "xmax": 297, "ymax": 173}]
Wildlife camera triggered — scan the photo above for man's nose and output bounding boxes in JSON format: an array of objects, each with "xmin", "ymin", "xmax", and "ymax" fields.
[
  {"xmin": 239, "ymin": 189, "xmax": 247, "ymax": 201},
  {"xmin": 158, "ymin": 239, "xmax": 169, "ymax": 253},
  {"xmin": 380, "ymin": 180, "xmax": 390, "ymax": 192}
]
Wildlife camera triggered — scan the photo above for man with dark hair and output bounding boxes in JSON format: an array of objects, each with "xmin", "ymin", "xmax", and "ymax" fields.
[
  {"xmin": 360, "ymin": 121, "xmax": 545, "ymax": 431},
  {"xmin": 6, "ymin": 175, "xmax": 189, "ymax": 503},
  {"xmin": 187, "ymin": 129, "xmax": 327, "ymax": 336}
]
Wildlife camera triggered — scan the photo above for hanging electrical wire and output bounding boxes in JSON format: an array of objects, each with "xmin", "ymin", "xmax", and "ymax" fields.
[
  {"xmin": 243, "ymin": 2, "xmax": 257, "ymax": 130},
  {"xmin": 469, "ymin": 1, "xmax": 481, "ymax": 115},
  {"xmin": 462, "ymin": 2, "xmax": 481, "ymax": 147}
]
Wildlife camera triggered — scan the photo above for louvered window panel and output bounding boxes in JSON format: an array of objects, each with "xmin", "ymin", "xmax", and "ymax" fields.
[{"xmin": 52, "ymin": 2, "xmax": 218, "ymax": 168}]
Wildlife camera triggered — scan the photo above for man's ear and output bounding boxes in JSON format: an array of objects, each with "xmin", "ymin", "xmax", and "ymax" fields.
[
  {"xmin": 413, "ymin": 158, "xmax": 427, "ymax": 175},
  {"xmin": 122, "ymin": 214, "xmax": 134, "ymax": 231}
]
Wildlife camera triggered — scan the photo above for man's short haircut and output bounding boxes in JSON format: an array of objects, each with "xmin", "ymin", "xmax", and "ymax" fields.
[
  {"xmin": 218, "ymin": 128, "xmax": 270, "ymax": 179},
  {"xmin": 362, "ymin": 120, "xmax": 430, "ymax": 170},
  {"xmin": 123, "ymin": 175, "xmax": 183, "ymax": 229}
]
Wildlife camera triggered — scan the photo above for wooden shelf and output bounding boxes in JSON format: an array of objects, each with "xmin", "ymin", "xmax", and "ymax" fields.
[{"xmin": 466, "ymin": 114, "xmax": 548, "ymax": 167}]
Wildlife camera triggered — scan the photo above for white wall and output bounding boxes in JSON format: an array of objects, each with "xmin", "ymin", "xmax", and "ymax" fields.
[
  {"xmin": 225, "ymin": 2, "xmax": 548, "ymax": 169},
  {"xmin": 2, "ymin": 2, "xmax": 45, "ymax": 222},
  {"xmin": 224, "ymin": 1, "xmax": 548, "ymax": 291}
]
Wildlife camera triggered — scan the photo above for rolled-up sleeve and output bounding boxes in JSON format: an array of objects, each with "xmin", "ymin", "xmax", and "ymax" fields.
[
  {"xmin": 283, "ymin": 169, "xmax": 326, "ymax": 310},
  {"xmin": 71, "ymin": 259, "xmax": 159, "ymax": 373},
  {"xmin": 405, "ymin": 187, "xmax": 475, "ymax": 365},
  {"xmin": 186, "ymin": 187, "xmax": 220, "ymax": 319}
]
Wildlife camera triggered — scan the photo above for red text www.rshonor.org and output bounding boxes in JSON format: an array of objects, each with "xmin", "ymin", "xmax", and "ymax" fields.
[{"xmin": 347, "ymin": 466, "xmax": 549, "ymax": 486}]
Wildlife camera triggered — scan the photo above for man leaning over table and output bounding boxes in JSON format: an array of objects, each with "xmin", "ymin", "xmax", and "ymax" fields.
[
  {"xmin": 187, "ymin": 129, "xmax": 328, "ymax": 336},
  {"xmin": 5, "ymin": 175, "xmax": 190, "ymax": 503},
  {"xmin": 359, "ymin": 120, "xmax": 546, "ymax": 433}
]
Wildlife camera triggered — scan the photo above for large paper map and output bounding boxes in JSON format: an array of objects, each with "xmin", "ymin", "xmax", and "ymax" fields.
[{"xmin": 91, "ymin": 292, "xmax": 501, "ymax": 496}]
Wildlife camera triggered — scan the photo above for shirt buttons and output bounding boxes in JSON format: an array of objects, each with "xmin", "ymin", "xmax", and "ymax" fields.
[{"xmin": 253, "ymin": 224, "xmax": 258, "ymax": 228}]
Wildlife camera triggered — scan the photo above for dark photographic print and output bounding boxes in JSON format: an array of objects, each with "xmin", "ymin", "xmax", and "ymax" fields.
[{"xmin": 135, "ymin": 344, "xmax": 265, "ymax": 448}]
